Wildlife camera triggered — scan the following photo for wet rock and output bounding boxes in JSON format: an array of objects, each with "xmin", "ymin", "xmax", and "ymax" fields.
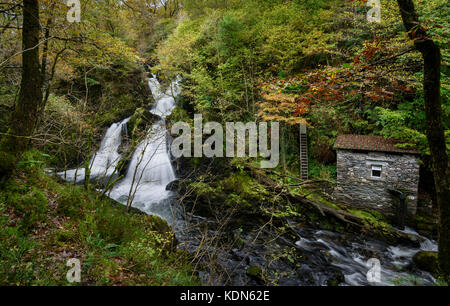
[
  {"xmin": 412, "ymin": 250, "xmax": 439, "ymax": 276},
  {"xmin": 166, "ymin": 179, "xmax": 189, "ymax": 194},
  {"xmin": 246, "ymin": 265, "xmax": 263, "ymax": 279},
  {"xmin": 326, "ymin": 270, "xmax": 345, "ymax": 286},
  {"xmin": 295, "ymin": 264, "xmax": 316, "ymax": 285},
  {"xmin": 127, "ymin": 107, "xmax": 160, "ymax": 140}
]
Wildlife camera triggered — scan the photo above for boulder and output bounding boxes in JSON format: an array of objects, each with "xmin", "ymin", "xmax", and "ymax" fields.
[
  {"xmin": 412, "ymin": 250, "xmax": 439, "ymax": 276},
  {"xmin": 127, "ymin": 107, "xmax": 160, "ymax": 140},
  {"xmin": 115, "ymin": 107, "xmax": 160, "ymax": 176},
  {"xmin": 246, "ymin": 265, "xmax": 264, "ymax": 282}
]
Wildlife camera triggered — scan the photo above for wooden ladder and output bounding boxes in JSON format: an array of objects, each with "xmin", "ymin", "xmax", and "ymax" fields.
[{"xmin": 299, "ymin": 124, "xmax": 308, "ymax": 181}]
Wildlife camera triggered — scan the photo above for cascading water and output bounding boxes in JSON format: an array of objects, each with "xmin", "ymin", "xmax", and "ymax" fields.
[
  {"xmin": 179, "ymin": 215, "xmax": 438, "ymax": 286},
  {"xmin": 58, "ymin": 117, "xmax": 129, "ymax": 185},
  {"xmin": 59, "ymin": 75, "xmax": 181, "ymax": 224},
  {"xmin": 397, "ymin": 226, "xmax": 438, "ymax": 252},
  {"xmin": 58, "ymin": 75, "xmax": 438, "ymax": 286},
  {"xmin": 108, "ymin": 76, "xmax": 181, "ymax": 223},
  {"xmin": 292, "ymin": 227, "xmax": 438, "ymax": 286}
]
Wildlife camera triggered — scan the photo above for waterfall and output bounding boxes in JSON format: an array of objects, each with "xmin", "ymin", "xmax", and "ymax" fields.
[
  {"xmin": 397, "ymin": 226, "xmax": 439, "ymax": 252},
  {"xmin": 58, "ymin": 117, "xmax": 129, "ymax": 185},
  {"xmin": 108, "ymin": 76, "xmax": 180, "ymax": 223},
  {"xmin": 149, "ymin": 76, "xmax": 182, "ymax": 118},
  {"xmin": 59, "ymin": 75, "xmax": 181, "ymax": 224},
  {"xmin": 56, "ymin": 75, "xmax": 439, "ymax": 286}
]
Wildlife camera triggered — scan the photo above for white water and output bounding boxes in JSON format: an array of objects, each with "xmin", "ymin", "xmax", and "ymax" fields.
[
  {"xmin": 397, "ymin": 226, "xmax": 438, "ymax": 252},
  {"xmin": 148, "ymin": 76, "xmax": 181, "ymax": 118},
  {"xmin": 294, "ymin": 227, "xmax": 438, "ymax": 286},
  {"xmin": 58, "ymin": 117, "xmax": 129, "ymax": 185},
  {"xmin": 57, "ymin": 75, "xmax": 439, "ymax": 286},
  {"xmin": 59, "ymin": 76, "xmax": 181, "ymax": 224}
]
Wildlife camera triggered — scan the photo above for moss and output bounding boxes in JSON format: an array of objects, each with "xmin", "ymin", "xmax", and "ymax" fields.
[
  {"xmin": 166, "ymin": 107, "xmax": 192, "ymax": 131},
  {"xmin": 148, "ymin": 214, "xmax": 172, "ymax": 234},
  {"xmin": 0, "ymin": 150, "xmax": 16, "ymax": 182},
  {"xmin": 413, "ymin": 251, "xmax": 439, "ymax": 277},
  {"xmin": 57, "ymin": 187, "xmax": 84, "ymax": 218},
  {"xmin": 295, "ymin": 186, "xmax": 419, "ymax": 244},
  {"xmin": 222, "ymin": 172, "xmax": 272, "ymax": 204},
  {"xmin": 326, "ymin": 271, "xmax": 345, "ymax": 286},
  {"xmin": 5, "ymin": 180, "xmax": 48, "ymax": 230},
  {"xmin": 348, "ymin": 209, "xmax": 390, "ymax": 227},
  {"xmin": 306, "ymin": 191, "xmax": 342, "ymax": 211},
  {"xmin": 0, "ymin": 150, "xmax": 199, "ymax": 286},
  {"xmin": 409, "ymin": 214, "xmax": 438, "ymax": 237},
  {"xmin": 246, "ymin": 265, "xmax": 263, "ymax": 279},
  {"xmin": 303, "ymin": 187, "xmax": 393, "ymax": 230},
  {"xmin": 186, "ymin": 170, "xmax": 278, "ymax": 217},
  {"xmin": 127, "ymin": 107, "xmax": 160, "ymax": 140}
]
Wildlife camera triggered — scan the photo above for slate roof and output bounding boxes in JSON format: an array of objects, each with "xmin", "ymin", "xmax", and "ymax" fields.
[{"xmin": 334, "ymin": 134, "xmax": 419, "ymax": 155}]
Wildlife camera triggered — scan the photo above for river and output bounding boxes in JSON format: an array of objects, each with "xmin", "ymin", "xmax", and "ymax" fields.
[{"xmin": 58, "ymin": 76, "xmax": 438, "ymax": 286}]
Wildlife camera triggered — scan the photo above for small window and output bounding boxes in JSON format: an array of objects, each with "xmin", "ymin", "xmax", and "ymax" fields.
[{"xmin": 371, "ymin": 165, "xmax": 382, "ymax": 178}]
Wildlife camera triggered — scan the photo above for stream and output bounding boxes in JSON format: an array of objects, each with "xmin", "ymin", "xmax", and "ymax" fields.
[{"xmin": 58, "ymin": 76, "xmax": 438, "ymax": 286}]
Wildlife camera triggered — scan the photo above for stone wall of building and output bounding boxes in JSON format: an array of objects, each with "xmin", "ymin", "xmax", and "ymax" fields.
[{"xmin": 332, "ymin": 149, "xmax": 420, "ymax": 217}]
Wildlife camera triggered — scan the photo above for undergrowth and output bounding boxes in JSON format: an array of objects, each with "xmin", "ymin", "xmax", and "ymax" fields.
[{"xmin": 0, "ymin": 150, "xmax": 199, "ymax": 286}]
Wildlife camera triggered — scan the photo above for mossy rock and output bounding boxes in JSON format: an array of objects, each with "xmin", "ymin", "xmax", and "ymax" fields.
[
  {"xmin": 246, "ymin": 265, "xmax": 263, "ymax": 280},
  {"xmin": 166, "ymin": 179, "xmax": 190, "ymax": 194},
  {"xmin": 181, "ymin": 171, "xmax": 275, "ymax": 218},
  {"xmin": 326, "ymin": 270, "xmax": 345, "ymax": 286},
  {"xmin": 127, "ymin": 107, "xmax": 160, "ymax": 140},
  {"xmin": 147, "ymin": 215, "xmax": 178, "ymax": 252},
  {"xmin": 409, "ymin": 214, "xmax": 438, "ymax": 238},
  {"xmin": 166, "ymin": 107, "xmax": 192, "ymax": 131},
  {"xmin": 413, "ymin": 251, "xmax": 439, "ymax": 277},
  {"xmin": 147, "ymin": 215, "xmax": 172, "ymax": 235},
  {"xmin": 106, "ymin": 197, "xmax": 173, "ymax": 234},
  {"xmin": 114, "ymin": 107, "xmax": 160, "ymax": 176}
]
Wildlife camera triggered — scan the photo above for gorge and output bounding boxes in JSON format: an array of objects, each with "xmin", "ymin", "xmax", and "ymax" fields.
[{"xmin": 58, "ymin": 76, "xmax": 438, "ymax": 286}]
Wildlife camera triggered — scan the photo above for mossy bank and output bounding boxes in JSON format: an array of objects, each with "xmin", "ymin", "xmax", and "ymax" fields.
[{"xmin": 0, "ymin": 150, "xmax": 199, "ymax": 286}]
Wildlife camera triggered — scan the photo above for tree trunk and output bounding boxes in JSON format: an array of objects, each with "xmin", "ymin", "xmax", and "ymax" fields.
[
  {"xmin": 0, "ymin": 0, "xmax": 42, "ymax": 179},
  {"xmin": 396, "ymin": 0, "xmax": 450, "ymax": 280}
]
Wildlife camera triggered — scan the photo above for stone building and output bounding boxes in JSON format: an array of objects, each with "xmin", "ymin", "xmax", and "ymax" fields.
[{"xmin": 333, "ymin": 135, "xmax": 420, "ymax": 217}]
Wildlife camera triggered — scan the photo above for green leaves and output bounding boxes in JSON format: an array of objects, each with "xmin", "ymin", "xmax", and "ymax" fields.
[
  {"xmin": 217, "ymin": 14, "xmax": 245, "ymax": 58},
  {"xmin": 17, "ymin": 150, "xmax": 50, "ymax": 170},
  {"xmin": 373, "ymin": 106, "xmax": 428, "ymax": 153}
]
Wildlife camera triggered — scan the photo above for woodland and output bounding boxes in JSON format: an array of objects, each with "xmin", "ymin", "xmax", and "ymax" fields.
[{"xmin": 0, "ymin": 0, "xmax": 448, "ymax": 286}]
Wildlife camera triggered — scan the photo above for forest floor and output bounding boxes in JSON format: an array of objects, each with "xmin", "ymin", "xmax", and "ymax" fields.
[{"xmin": 0, "ymin": 150, "xmax": 199, "ymax": 286}]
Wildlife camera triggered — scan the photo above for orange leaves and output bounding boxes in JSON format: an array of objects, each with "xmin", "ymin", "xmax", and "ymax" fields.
[
  {"xmin": 256, "ymin": 31, "xmax": 413, "ymax": 126},
  {"xmin": 256, "ymin": 80, "xmax": 311, "ymax": 126},
  {"xmin": 293, "ymin": 99, "xmax": 309, "ymax": 117},
  {"xmin": 360, "ymin": 37, "xmax": 390, "ymax": 62},
  {"xmin": 408, "ymin": 24, "xmax": 429, "ymax": 40},
  {"xmin": 362, "ymin": 46, "xmax": 377, "ymax": 61}
]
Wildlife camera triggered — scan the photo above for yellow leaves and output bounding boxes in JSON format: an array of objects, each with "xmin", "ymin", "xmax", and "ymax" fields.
[
  {"xmin": 258, "ymin": 114, "xmax": 308, "ymax": 125},
  {"xmin": 261, "ymin": 93, "xmax": 295, "ymax": 104},
  {"xmin": 257, "ymin": 80, "xmax": 310, "ymax": 126}
]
